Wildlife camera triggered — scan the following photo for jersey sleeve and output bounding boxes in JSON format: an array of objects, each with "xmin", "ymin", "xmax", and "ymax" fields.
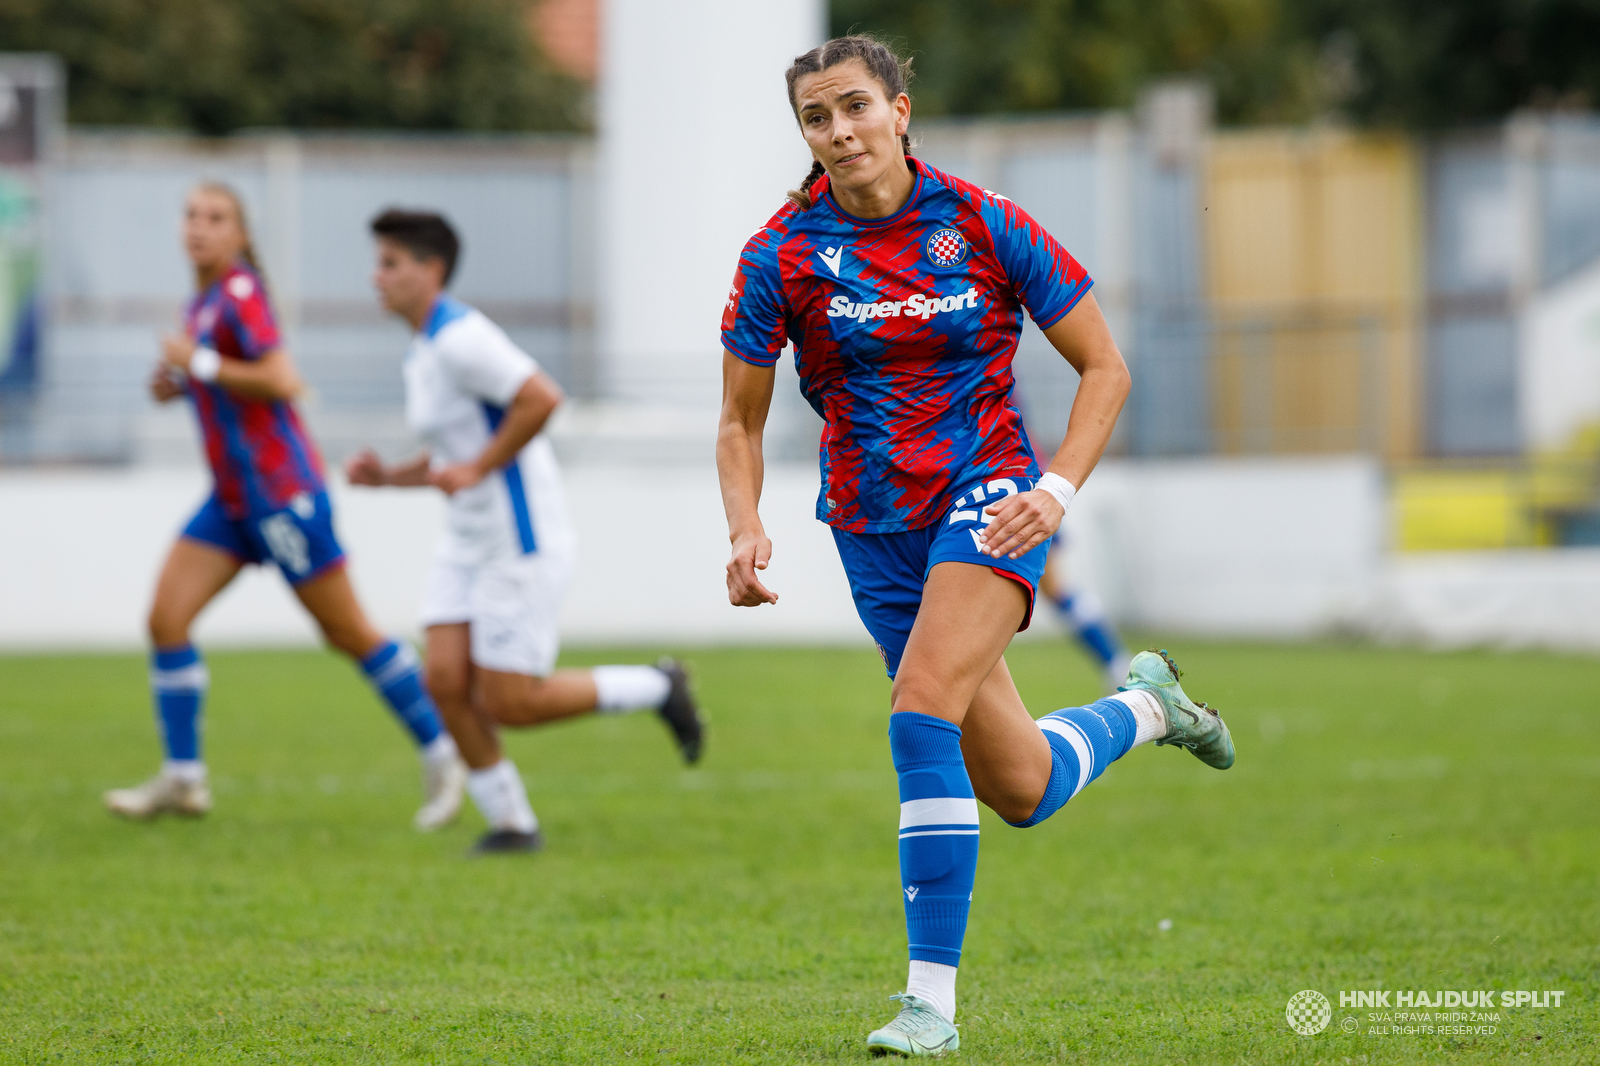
[
  {"xmin": 721, "ymin": 227, "xmax": 789, "ymax": 368},
  {"xmin": 218, "ymin": 270, "xmax": 280, "ymax": 360},
  {"xmin": 436, "ymin": 315, "xmax": 540, "ymax": 407},
  {"xmin": 980, "ymin": 195, "xmax": 1092, "ymax": 330}
]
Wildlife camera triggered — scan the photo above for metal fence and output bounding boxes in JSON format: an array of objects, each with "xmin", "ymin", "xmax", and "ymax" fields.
[
  {"xmin": 4, "ymin": 129, "xmax": 590, "ymax": 465},
  {"xmin": 4, "ymin": 99, "xmax": 1600, "ymax": 469}
]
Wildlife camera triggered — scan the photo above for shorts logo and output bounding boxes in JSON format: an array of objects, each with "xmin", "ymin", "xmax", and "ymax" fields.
[
  {"xmin": 926, "ymin": 228, "xmax": 967, "ymax": 268},
  {"xmin": 259, "ymin": 512, "xmax": 311, "ymax": 576}
]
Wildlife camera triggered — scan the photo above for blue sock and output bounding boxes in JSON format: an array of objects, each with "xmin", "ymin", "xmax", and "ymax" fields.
[
  {"xmin": 889, "ymin": 712, "xmax": 979, "ymax": 968},
  {"xmin": 360, "ymin": 640, "xmax": 444, "ymax": 747},
  {"xmin": 151, "ymin": 644, "xmax": 207, "ymax": 762},
  {"xmin": 1053, "ymin": 591, "xmax": 1123, "ymax": 668},
  {"xmin": 1008, "ymin": 697, "xmax": 1138, "ymax": 828}
]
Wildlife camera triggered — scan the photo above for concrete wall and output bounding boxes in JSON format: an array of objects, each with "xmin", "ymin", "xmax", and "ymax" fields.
[{"xmin": 8, "ymin": 454, "xmax": 1590, "ymax": 655}]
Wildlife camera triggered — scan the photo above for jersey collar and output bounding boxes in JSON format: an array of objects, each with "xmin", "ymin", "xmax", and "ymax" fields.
[
  {"xmin": 421, "ymin": 293, "xmax": 471, "ymax": 339},
  {"xmin": 821, "ymin": 157, "xmax": 925, "ymax": 227}
]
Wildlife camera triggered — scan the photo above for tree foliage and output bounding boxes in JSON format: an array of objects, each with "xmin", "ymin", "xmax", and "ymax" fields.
[
  {"xmin": 830, "ymin": 0, "xmax": 1320, "ymax": 125},
  {"xmin": 832, "ymin": 0, "xmax": 1600, "ymax": 127},
  {"xmin": 1299, "ymin": 0, "xmax": 1600, "ymax": 128},
  {"xmin": 0, "ymin": 0, "xmax": 588, "ymax": 134}
]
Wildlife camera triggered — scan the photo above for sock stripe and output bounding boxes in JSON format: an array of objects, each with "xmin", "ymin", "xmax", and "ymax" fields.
[
  {"xmin": 899, "ymin": 796, "xmax": 980, "ymax": 828},
  {"xmin": 150, "ymin": 664, "xmax": 209, "ymax": 691},
  {"xmin": 899, "ymin": 829, "xmax": 981, "ymax": 838},
  {"xmin": 366, "ymin": 645, "xmax": 419, "ymax": 689},
  {"xmin": 1039, "ymin": 716, "xmax": 1094, "ymax": 795}
]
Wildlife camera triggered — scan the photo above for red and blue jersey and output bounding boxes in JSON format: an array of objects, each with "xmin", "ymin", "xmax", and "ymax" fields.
[
  {"xmin": 183, "ymin": 261, "xmax": 325, "ymax": 519},
  {"xmin": 721, "ymin": 158, "xmax": 1091, "ymax": 533}
]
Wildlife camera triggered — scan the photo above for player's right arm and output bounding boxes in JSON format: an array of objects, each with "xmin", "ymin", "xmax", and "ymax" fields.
[
  {"xmin": 718, "ymin": 350, "xmax": 778, "ymax": 607},
  {"xmin": 345, "ymin": 449, "xmax": 432, "ymax": 488},
  {"xmin": 717, "ymin": 228, "xmax": 790, "ymax": 608}
]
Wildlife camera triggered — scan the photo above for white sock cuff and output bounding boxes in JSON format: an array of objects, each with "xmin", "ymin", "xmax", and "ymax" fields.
[
  {"xmin": 906, "ymin": 959, "xmax": 959, "ymax": 1022},
  {"xmin": 1109, "ymin": 689, "xmax": 1167, "ymax": 747},
  {"xmin": 162, "ymin": 759, "xmax": 206, "ymax": 783},
  {"xmin": 423, "ymin": 733, "xmax": 458, "ymax": 762},
  {"xmin": 593, "ymin": 665, "xmax": 671, "ymax": 713},
  {"xmin": 467, "ymin": 759, "xmax": 538, "ymax": 833}
]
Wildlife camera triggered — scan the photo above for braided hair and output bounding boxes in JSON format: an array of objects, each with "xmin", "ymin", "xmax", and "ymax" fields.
[{"xmin": 784, "ymin": 35, "xmax": 914, "ymax": 209}]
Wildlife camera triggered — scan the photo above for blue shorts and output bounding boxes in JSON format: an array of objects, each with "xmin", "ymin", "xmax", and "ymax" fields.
[
  {"xmin": 831, "ymin": 476, "xmax": 1049, "ymax": 678},
  {"xmin": 182, "ymin": 490, "xmax": 345, "ymax": 586}
]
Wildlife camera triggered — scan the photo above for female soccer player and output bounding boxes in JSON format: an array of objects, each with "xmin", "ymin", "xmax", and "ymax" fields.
[
  {"xmin": 104, "ymin": 183, "xmax": 466, "ymax": 830},
  {"xmin": 716, "ymin": 37, "xmax": 1236, "ymax": 1056},
  {"xmin": 348, "ymin": 209, "xmax": 704, "ymax": 854}
]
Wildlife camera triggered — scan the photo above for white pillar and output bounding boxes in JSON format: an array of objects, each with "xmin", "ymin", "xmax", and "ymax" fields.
[{"xmin": 598, "ymin": 0, "xmax": 824, "ymax": 407}]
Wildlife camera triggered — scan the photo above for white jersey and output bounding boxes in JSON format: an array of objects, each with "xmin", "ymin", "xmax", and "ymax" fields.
[{"xmin": 403, "ymin": 296, "xmax": 574, "ymax": 567}]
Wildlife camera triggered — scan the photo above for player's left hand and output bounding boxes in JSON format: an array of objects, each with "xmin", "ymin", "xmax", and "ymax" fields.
[
  {"xmin": 160, "ymin": 333, "xmax": 197, "ymax": 370},
  {"xmin": 977, "ymin": 489, "xmax": 1063, "ymax": 560},
  {"xmin": 430, "ymin": 462, "xmax": 485, "ymax": 495}
]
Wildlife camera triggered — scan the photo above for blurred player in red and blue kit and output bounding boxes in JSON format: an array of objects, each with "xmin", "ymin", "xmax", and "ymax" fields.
[
  {"xmin": 104, "ymin": 182, "xmax": 467, "ymax": 827},
  {"xmin": 716, "ymin": 37, "xmax": 1236, "ymax": 1056}
]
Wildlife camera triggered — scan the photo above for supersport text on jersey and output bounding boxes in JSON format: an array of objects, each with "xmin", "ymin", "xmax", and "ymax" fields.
[
  {"xmin": 183, "ymin": 261, "xmax": 325, "ymax": 520},
  {"xmin": 721, "ymin": 158, "xmax": 1092, "ymax": 534}
]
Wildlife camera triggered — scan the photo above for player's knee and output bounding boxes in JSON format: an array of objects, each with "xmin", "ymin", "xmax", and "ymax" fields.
[
  {"xmin": 889, "ymin": 672, "xmax": 955, "ymax": 719},
  {"xmin": 147, "ymin": 603, "xmax": 188, "ymax": 646},
  {"xmin": 478, "ymin": 679, "xmax": 534, "ymax": 722}
]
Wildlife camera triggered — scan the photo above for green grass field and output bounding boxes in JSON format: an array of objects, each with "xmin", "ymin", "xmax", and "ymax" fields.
[{"xmin": 1, "ymin": 639, "xmax": 1596, "ymax": 1063}]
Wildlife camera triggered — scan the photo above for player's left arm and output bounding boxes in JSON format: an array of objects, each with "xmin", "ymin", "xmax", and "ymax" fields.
[
  {"xmin": 431, "ymin": 371, "xmax": 563, "ymax": 495},
  {"xmin": 160, "ymin": 334, "xmax": 305, "ymax": 401},
  {"xmin": 978, "ymin": 290, "xmax": 1130, "ymax": 560}
]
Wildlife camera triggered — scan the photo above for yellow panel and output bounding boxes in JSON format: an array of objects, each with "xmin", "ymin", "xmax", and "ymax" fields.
[
  {"xmin": 1208, "ymin": 159, "xmax": 1302, "ymax": 307},
  {"xmin": 1206, "ymin": 130, "xmax": 1422, "ymax": 458},
  {"xmin": 1393, "ymin": 470, "xmax": 1534, "ymax": 551}
]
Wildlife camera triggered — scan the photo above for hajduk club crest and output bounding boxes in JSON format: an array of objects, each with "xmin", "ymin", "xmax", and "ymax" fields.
[{"xmin": 925, "ymin": 227, "xmax": 968, "ymax": 267}]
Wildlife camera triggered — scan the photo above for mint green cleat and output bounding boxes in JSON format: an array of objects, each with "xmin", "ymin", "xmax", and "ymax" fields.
[
  {"xmin": 866, "ymin": 993, "xmax": 960, "ymax": 1057},
  {"xmin": 1120, "ymin": 649, "xmax": 1235, "ymax": 769}
]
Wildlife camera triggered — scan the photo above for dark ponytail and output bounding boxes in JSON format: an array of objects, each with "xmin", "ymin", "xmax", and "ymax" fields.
[{"xmin": 783, "ymin": 35, "xmax": 915, "ymax": 209}]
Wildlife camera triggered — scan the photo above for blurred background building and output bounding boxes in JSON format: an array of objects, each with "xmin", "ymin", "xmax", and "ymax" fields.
[{"xmin": 3, "ymin": 0, "xmax": 1600, "ymax": 650}]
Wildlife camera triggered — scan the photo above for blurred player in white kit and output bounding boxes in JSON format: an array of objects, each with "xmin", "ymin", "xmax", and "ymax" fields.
[{"xmin": 347, "ymin": 209, "xmax": 704, "ymax": 854}]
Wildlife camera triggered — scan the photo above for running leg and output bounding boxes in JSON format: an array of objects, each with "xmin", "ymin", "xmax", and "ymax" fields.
[{"xmin": 106, "ymin": 538, "xmax": 241, "ymax": 818}]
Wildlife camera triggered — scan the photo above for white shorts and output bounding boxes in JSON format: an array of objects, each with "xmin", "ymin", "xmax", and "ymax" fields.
[{"xmin": 418, "ymin": 548, "xmax": 574, "ymax": 676}]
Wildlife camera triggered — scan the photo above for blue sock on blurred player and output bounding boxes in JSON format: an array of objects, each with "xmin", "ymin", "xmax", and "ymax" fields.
[
  {"xmin": 890, "ymin": 711, "xmax": 979, "ymax": 1022},
  {"xmin": 360, "ymin": 639, "xmax": 445, "ymax": 748},
  {"xmin": 1051, "ymin": 590, "xmax": 1123, "ymax": 670},
  {"xmin": 1008, "ymin": 697, "xmax": 1142, "ymax": 828},
  {"xmin": 151, "ymin": 644, "xmax": 207, "ymax": 774}
]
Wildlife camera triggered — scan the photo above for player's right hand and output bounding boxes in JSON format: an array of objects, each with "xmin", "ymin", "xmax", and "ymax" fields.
[
  {"xmin": 726, "ymin": 531, "xmax": 779, "ymax": 607},
  {"xmin": 148, "ymin": 363, "xmax": 185, "ymax": 402},
  {"xmin": 344, "ymin": 448, "xmax": 386, "ymax": 487}
]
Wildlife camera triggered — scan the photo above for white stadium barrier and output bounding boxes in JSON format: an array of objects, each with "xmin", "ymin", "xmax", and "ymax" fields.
[{"xmin": 5, "ymin": 454, "xmax": 1599, "ymax": 653}]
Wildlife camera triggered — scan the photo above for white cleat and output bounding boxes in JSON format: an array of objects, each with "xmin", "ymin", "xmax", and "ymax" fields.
[
  {"xmin": 104, "ymin": 772, "xmax": 212, "ymax": 819},
  {"xmin": 414, "ymin": 749, "xmax": 467, "ymax": 831}
]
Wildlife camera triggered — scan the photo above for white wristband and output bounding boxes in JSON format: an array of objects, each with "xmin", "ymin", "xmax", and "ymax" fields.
[
  {"xmin": 189, "ymin": 346, "xmax": 222, "ymax": 383},
  {"xmin": 1035, "ymin": 472, "xmax": 1077, "ymax": 513}
]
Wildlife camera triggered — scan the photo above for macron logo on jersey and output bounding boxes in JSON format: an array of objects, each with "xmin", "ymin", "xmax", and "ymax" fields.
[
  {"xmin": 826, "ymin": 287, "xmax": 982, "ymax": 323},
  {"xmin": 818, "ymin": 246, "xmax": 845, "ymax": 276}
]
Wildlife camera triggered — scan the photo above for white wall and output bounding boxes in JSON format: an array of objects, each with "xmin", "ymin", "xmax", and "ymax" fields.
[
  {"xmin": 1059, "ymin": 457, "xmax": 1387, "ymax": 638},
  {"xmin": 1520, "ymin": 253, "xmax": 1600, "ymax": 450},
  {"xmin": 5, "ymin": 458, "xmax": 1599, "ymax": 654},
  {"xmin": 598, "ymin": 0, "xmax": 823, "ymax": 406},
  {"xmin": 0, "ymin": 463, "xmax": 858, "ymax": 650}
]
